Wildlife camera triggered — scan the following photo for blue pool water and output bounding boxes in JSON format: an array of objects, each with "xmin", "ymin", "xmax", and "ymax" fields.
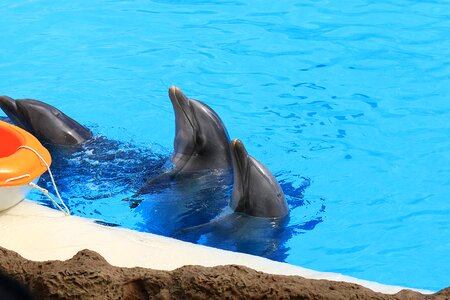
[{"xmin": 1, "ymin": 0, "xmax": 449, "ymax": 291}]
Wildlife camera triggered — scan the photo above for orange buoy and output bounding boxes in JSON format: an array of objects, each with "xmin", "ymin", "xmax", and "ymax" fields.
[{"xmin": 0, "ymin": 120, "xmax": 51, "ymax": 211}]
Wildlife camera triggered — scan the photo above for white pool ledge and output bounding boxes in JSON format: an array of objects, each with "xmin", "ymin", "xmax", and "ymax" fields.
[{"xmin": 0, "ymin": 200, "xmax": 433, "ymax": 295}]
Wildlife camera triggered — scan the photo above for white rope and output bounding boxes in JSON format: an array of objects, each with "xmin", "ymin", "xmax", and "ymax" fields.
[
  {"xmin": 28, "ymin": 182, "xmax": 70, "ymax": 216},
  {"xmin": 17, "ymin": 146, "xmax": 71, "ymax": 216},
  {"xmin": 5, "ymin": 174, "xmax": 31, "ymax": 183}
]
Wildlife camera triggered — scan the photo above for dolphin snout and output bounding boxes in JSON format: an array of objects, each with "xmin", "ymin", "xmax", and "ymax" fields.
[
  {"xmin": 0, "ymin": 96, "xmax": 20, "ymax": 121},
  {"xmin": 231, "ymin": 139, "xmax": 248, "ymax": 158},
  {"xmin": 169, "ymin": 86, "xmax": 193, "ymax": 127},
  {"xmin": 169, "ymin": 86, "xmax": 189, "ymax": 108},
  {"xmin": 0, "ymin": 96, "xmax": 24, "ymax": 127},
  {"xmin": 0, "ymin": 96, "xmax": 17, "ymax": 113},
  {"xmin": 169, "ymin": 86, "xmax": 178, "ymax": 98},
  {"xmin": 231, "ymin": 139, "xmax": 249, "ymax": 172}
]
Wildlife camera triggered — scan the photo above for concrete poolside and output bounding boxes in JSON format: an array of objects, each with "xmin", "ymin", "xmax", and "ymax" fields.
[{"xmin": 0, "ymin": 200, "xmax": 435, "ymax": 296}]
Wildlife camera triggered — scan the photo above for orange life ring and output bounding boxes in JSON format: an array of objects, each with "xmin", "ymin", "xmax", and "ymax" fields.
[{"xmin": 0, "ymin": 120, "xmax": 51, "ymax": 187}]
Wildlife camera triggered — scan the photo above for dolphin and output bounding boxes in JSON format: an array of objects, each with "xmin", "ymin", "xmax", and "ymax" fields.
[
  {"xmin": 166, "ymin": 139, "xmax": 290, "ymax": 256},
  {"xmin": 0, "ymin": 96, "xmax": 92, "ymax": 146},
  {"xmin": 168, "ymin": 86, "xmax": 232, "ymax": 172},
  {"xmin": 230, "ymin": 139, "xmax": 288, "ymax": 218},
  {"xmin": 169, "ymin": 138, "xmax": 290, "ymax": 253},
  {"xmin": 137, "ymin": 86, "xmax": 232, "ymax": 194}
]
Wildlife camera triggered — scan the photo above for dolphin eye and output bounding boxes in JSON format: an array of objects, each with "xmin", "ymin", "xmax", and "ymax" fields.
[{"xmin": 196, "ymin": 135, "xmax": 205, "ymax": 147}]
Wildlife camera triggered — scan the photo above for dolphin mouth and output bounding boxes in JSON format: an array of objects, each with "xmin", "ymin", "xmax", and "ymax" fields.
[
  {"xmin": 169, "ymin": 86, "xmax": 197, "ymax": 169},
  {"xmin": 169, "ymin": 86, "xmax": 195, "ymax": 130}
]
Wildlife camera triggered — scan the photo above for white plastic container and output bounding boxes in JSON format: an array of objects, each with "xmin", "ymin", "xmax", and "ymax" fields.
[{"xmin": 0, "ymin": 178, "xmax": 39, "ymax": 211}]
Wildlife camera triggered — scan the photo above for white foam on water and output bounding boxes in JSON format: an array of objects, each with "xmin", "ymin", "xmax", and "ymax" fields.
[{"xmin": 0, "ymin": 200, "xmax": 434, "ymax": 295}]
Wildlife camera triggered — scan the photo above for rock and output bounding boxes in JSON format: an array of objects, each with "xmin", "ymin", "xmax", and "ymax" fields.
[{"xmin": 0, "ymin": 247, "xmax": 447, "ymax": 300}]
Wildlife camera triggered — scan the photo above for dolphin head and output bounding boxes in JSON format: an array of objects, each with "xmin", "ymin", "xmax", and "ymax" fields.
[
  {"xmin": 230, "ymin": 139, "xmax": 288, "ymax": 218},
  {"xmin": 168, "ymin": 86, "xmax": 231, "ymax": 172},
  {"xmin": 0, "ymin": 96, "xmax": 92, "ymax": 146}
]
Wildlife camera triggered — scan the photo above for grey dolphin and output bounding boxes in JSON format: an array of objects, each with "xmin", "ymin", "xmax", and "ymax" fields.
[
  {"xmin": 230, "ymin": 139, "xmax": 288, "ymax": 218},
  {"xmin": 168, "ymin": 86, "xmax": 232, "ymax": 172},
  {"xmin": 136, "ymin": 87, "xmax": 233, "ymax": 195},
  {"xmin": 0, "ymin": 96, "xmax": 92, "ymax": 146}
]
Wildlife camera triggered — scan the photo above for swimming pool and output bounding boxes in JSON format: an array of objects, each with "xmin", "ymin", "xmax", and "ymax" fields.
[{"xmin": 0, "ymin": 0, "xmax": 449, "ymax": 292}]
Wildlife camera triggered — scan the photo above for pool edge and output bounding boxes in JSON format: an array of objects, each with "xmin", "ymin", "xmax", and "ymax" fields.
[{"xmin": 0, "ymin": 200, "xmax": 435, "ymax": 295}]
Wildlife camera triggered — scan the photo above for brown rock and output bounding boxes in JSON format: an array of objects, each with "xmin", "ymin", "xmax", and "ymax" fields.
[{"xmin": 0, "ymin": 246, "xmax": 447, "ymax": 300}]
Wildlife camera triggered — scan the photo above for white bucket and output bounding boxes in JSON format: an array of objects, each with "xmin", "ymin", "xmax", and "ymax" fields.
[{"xmin": 0, "ymin": 178, "xmax": 39, "ymax": 212}]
